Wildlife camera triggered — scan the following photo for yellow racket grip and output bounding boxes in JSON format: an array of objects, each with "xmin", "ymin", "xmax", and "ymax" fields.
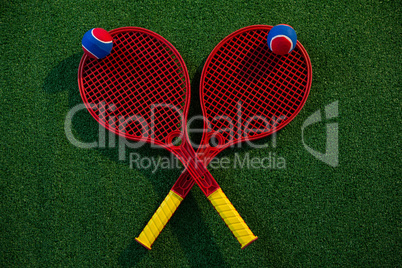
[
  {"xmin": 208, "ymin": 188, "xmax": 257, "ymax": 248},
  {"xmin": 135, "ymin": 191, "xmax": 183, "ymax": 249}
]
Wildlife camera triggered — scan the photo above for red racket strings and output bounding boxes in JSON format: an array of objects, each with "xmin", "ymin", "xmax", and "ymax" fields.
[{"xmin": 79, "ymin": 29, "xmax": 188, "ymax": 145}]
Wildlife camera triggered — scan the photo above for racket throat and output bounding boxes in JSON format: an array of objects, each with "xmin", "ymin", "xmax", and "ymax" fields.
[
  {"xmin": 170, "ymin": 145, "xmax": 220, "ymax": 198},
  {"xmin": 171, "ymin": 142, "xmax": 220, "ymax": 196}
]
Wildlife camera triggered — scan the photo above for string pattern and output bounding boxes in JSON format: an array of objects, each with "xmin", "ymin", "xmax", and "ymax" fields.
[
  {"xmin": 80, "ymin": 28, "xmax": 188, "ymax": 144},
  {"xmin": 202, "ymin": 27, "xmax": 311, "ymax": 145}
]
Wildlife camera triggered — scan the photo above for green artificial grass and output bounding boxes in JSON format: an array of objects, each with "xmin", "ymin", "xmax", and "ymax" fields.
[{"xmin": 1, "ymin": 0, "xmax": 400, "ymax": 267}]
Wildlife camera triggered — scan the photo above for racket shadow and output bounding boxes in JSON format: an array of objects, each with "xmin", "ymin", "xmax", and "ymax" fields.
[
  {"xmin": 186, "ymin": 56, "xmax": 208, "ymax": 147},
  {"xmin": 44, "ymin": 54, "xmax": 226, "ymax": 265}
]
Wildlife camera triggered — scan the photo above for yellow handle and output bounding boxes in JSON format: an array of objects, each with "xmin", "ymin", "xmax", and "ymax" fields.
[
  {"xmin": 208, "ymin": 188, "xmax": 257, "ymax": 248},
  {"xmin": 135, "ymin": 191, "xmax": 183, "ymax": 249}
]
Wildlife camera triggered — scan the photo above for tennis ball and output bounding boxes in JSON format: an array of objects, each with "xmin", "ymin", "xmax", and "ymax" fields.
[
  {"xmin": 267, "ymin": 24, "xmax": 297, "ymax": 55},
  {"xmin": 82, "ymin": 28, "xmax": 113, "ymax": 59}
]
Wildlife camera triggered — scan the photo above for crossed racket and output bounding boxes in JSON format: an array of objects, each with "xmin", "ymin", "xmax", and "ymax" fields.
[{"xmin": 78, "ymin": 26, "xmax": 312, "ymax": 249}]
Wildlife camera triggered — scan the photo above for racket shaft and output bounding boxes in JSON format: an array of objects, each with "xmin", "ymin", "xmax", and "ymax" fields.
[
  {"xmin": 174, "ymin": 145, "xmax": 257, "ymax": 247},
  {"xmin": 137, "ymin": 150, "xmax": 257, "ymax": 248}
]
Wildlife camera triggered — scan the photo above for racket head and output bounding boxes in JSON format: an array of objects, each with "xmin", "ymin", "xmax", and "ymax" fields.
[
  {"xmin": 78, "ymin": 27, "xmax": 190, "ymax": 148},
  {"xmin": 199, "ymin": 25, "xmax": 312, "ymax": 155}
]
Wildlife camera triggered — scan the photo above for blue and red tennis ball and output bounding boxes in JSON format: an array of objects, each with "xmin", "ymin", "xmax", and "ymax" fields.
[
  {"xmin": 267, "ymin": 24, "xmax": 297, "ymax": 55},
  {"xmin": 82, "ymin": 28, "xmax": 113, "ymax": 59}
]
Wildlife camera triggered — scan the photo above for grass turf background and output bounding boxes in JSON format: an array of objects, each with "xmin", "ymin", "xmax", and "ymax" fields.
[{"xmin": 1, "ymin": 0, "xmax": 400, "ymax": 267}]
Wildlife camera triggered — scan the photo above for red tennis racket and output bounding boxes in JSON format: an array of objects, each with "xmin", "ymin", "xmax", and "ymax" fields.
[
  {"xmin": 136, "ymin": 25, "xmax": 312, "ymax": 249},
  {"xmin": 78, "ymin": 27, "xmax": 256, "ymax": 249}
]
